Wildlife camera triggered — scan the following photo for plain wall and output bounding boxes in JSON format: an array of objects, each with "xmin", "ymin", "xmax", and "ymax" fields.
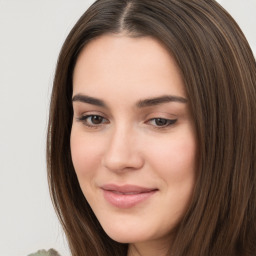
[{"xmin": 0, "ymin": 1, "xmax": 255, "ymax": 256}]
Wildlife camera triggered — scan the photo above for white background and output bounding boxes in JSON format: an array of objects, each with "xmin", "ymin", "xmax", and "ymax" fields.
[{"xmin": 0, "ymin": 1, "xmax": 255, "ymax": 256}]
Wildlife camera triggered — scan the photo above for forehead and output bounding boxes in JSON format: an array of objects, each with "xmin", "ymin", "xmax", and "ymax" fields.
[{"xmin": 73, "ymin": 34, "xmax": 186, "ymax": 101}]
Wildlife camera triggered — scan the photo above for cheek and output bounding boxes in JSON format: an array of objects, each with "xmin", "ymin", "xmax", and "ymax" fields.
[
  {"xmin": 151, "ymin": 132, "xmax": 196, "ymax": 219},
  {"xmin": 70, "ymin": 128, "xmax": 102, "ymax": 181},
  {"xmin": 145, "ymin": 129, "xmax": 197, "ymax": 192}
]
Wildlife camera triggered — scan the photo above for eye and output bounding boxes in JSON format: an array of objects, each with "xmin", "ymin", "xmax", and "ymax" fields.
[
  {"xmin": 88, "ymin": 115, "xmax": 104, "ymax": 125},
  {"xmin": 147, "ymin": 118, "xmax": 177, "ymax": 128},
  {"xmin": 77, "ymin": 115, "xmax": 109, "ymax": 127}
]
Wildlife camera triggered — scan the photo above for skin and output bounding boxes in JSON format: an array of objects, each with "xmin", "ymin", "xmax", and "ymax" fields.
[{"xmin": 71, "ymin": 34, "xmax": 197, "ymax": 256}]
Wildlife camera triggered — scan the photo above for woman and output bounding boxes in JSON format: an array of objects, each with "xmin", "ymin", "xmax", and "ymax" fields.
[{"xmin": 47, "ymin": 0, "xmax": 256, "ymax": 255}]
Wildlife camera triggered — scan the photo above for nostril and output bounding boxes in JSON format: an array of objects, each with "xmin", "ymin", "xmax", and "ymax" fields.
[{"xmin": 102, "ymin": 150, "xmax": 144, "ymax": 172}]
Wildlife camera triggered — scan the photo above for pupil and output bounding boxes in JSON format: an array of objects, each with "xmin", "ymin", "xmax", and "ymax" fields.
[
  {"xmin": 155, "ymin": 118, "xmax": 167, "ymax": 126},
  {"xmin": 92, "ymin": 116, "xmax": 103, "ymax": 124}
]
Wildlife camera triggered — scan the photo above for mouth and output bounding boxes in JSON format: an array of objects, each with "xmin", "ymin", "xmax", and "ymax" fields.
[{"xmin": 100, "ymin": 184, "xmax": 158, "ymax": 208}]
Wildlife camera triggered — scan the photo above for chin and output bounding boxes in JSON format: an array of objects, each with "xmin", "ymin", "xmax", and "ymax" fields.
[
  {"xmin": 107, "ymin": 232, "xmax": 147, "ymax": 244},
  {"xmin": 100, "ymin": 222, "xmax": 149, "ymax": 244},
  {"xmin": 101, "ymin": 220, "xmax": 167, "ymax": 245}
]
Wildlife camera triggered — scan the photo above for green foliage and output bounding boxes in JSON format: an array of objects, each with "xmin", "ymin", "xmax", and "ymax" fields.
[{"xmin": 27, "ymin": 249, "xmax": 61, "ymax": 256}]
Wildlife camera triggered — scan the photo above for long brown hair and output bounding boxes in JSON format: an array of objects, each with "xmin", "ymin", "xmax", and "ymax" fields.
[{"xmin": 47, "ymin": 0, "xmax": 256, "ymax": 255}]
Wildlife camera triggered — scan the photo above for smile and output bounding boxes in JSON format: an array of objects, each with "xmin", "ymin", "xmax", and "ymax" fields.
[{"xmin": 101, "ymin": 184, "xmax": 158, "ymax": 208}]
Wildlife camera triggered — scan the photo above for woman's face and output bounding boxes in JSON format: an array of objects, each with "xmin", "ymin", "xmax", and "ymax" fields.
[{"xmin": 71, "ymin": 34, "xmax": 197, "ymax": 253}]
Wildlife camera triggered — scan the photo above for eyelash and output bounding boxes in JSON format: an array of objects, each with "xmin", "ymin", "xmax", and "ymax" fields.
[
  {"xmin": 76, "ymin": 115, "xmax": 109, "ymax": 128},
  {"xmin": 146, "ymin": 118, "xmax": 177, "ymax": 129},
  {"xmin": 76, "ymin": 115, "xmax": 177, "ymax": 129}
]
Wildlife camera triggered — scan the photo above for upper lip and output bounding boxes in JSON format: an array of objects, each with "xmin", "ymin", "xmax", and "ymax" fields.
[{"xmin": 100, "ymin": 184, "xmax": 158, "ymax": 194}]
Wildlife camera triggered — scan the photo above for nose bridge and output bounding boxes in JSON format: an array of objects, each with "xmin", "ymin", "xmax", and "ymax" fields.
[{"xmin": 102, "ymin": 122, "xmax": 143, "ymax": 172}]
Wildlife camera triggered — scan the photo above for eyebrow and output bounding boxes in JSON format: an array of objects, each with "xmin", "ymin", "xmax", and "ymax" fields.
[
  {"xmin": 72, "ymin": 94, "xmax": 106, "ymax": 107},
  {"xmin": 72, "ymin": 93, "xmax": 188, "ymax": 108},
  {"xmin": 136, "ymin": 95, "xmax": 188, "ymax": 107}
]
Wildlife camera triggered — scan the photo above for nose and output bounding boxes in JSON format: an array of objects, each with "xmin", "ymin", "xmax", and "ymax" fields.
[{"xmin": 102, "ymin": 125, "xmax": 144, "ymax": 172}]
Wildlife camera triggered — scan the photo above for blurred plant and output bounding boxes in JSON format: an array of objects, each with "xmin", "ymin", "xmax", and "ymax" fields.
[{"xmin": 28, "ymin": 249, "xmax": 61, "ymax": 256}]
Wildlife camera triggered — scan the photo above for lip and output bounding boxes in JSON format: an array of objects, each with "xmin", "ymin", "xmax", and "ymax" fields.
[{"xmin": 101, "ymin": 184, "xmax": 158, "ymax": 208}]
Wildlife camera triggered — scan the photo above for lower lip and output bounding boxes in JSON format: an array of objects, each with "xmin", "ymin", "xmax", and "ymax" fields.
[{"xmin": 102, "ymin": 189, "xmax": 157, "ymax": 208}]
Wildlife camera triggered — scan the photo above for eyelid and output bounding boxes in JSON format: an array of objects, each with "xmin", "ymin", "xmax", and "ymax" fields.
[
  {"xmin": 76, "ymin": 113, "xmax": 110, "ymax": 128},
  {"xmin": 145, "ymin": 117, "xmax": 178, "ymax": 129}
]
